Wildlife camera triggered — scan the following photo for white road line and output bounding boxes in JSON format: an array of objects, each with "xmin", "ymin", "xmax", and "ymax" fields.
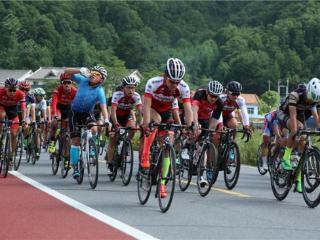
[{"xmin": 10, "ymin": 171, "xmax": 159, "ymax": 240}]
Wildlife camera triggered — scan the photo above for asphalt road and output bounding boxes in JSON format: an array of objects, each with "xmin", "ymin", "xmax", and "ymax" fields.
[{"xmin": 13, "ymin": 151, "xmax": 320, "ymax": 240}]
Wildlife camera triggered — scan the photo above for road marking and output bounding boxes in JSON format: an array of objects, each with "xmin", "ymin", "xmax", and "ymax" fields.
[
  {"xmin": 10, "ymin": 171, "xmax": 159, "ymax": 240},
  {"xmin": 186, "ymin": 181, "xmax": 251, "ymax": 198}
]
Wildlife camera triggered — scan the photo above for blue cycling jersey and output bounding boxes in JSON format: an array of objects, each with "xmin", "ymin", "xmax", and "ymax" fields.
[{"xmin": 71, "ymin": 74, "xmax": 106, "ymax": 112}]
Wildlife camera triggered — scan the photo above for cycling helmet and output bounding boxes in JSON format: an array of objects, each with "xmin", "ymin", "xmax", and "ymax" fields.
[
  {"xmin": 165, "ymin": 58, "xmax": 185, "ymax": 82},
  {"xmin": 34, "ymin": 88, "xmax": 46, "ymax": 96},
  {"xmin": 18, "ymin": 80, "xmax": 31, "ymax": 91},
  {"xmin": 306, "ymin": 77, "xmax": 320, "ymax": 102},
  {"xmin": 122, "ymin": 76, "xmax": 138, "ymax": 86},
  {"xmin": 207, "ymin": 80, "xmax": 223, "ymax": 95},
  {"xmin": 5, "ymin": 77, "xmax": 18, "ymax": 88},
  {"xmin": 226, "ymin": 81, "xmax": 242, "ymax": 93},
  {"xmin": 60, "ymin": 73, "xmax": 71, "ymax": 82},
  {"xmin": 91, "ymin": 65, "xmax": 107, "ymax": 82}
]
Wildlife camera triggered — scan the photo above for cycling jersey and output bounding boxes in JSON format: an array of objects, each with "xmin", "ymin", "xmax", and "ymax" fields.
[
  {"xmin": 71, "ymin": 74, "xmax": 106, "ymax": 113},
  {"xmin": 35, "ymin": 99, "xmax": 47, "ymax": 117},
  {"xmin": 51, "ymin": 85, "xmax": 77, "ymax": 115},
  {"xmin": 144, "ymin": 76, "xmax": 190, "ymax": 113},
  {"xmin": 0, "ymin": 88, "xmax": 26, "ymax": 110},
  {"xmin": 219, "ymin": 94, "xmax": 250, "ymax": 126},
  {"xmin": 111, "ymin": 91, "xmax": 142, "ymax": 117},
  {"xmin": 263, "ymin": 110, "xmax": 279, "ymax": 136},
  {"xmin": 192, "ymin": 88, "xmax": 222, "ymax": 121},
  {"xmin": 279, "ymin": 86, "xmax": 319, "ymax": 122}
]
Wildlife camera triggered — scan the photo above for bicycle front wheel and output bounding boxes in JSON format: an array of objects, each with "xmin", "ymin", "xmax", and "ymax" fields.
[
  {"xmin": 14, "ymin": 130, "xmax": 24, "ymax": 171},
  {"xmin": 0, "ymin": 133, "xmax": 10, "ymax": 178},
  {"xmin": 60, "ymin": 135, "xmax": 71, "ymax": 178},
  {"xmin": 178, "ymin": 146, "xmax": 192, "ymax": 192},
  {"xmin": 197, "ymin": 142, "xmax": 218, "ymax": 197},
  {"xmin": 51, "ymin": 138, "xmax": 60, "ymax": 175},
  {"xmin": 157, "ymin": 146, "xmax": 176, "ymax": 213},
  {"xmin": 87, "ymin": 138, "xmax": 99, "ymax": 189},
  {"xmin": 121, "ymin": 140, "xmax": 133, "ymax": 186},
  {"xmin": 302, "ymin": 148, "xmax": 320, "ymax": 208},
  {"xmin": 257, "ymin": 143, "xmax": 268, "ymax": 175},
  {"xmin": 224, "ymin": 142, "xmax": 241, "ymax": 190},
  {"xmin": 137, "ymin": 169, "xmax": 152, "ymax": 205}
]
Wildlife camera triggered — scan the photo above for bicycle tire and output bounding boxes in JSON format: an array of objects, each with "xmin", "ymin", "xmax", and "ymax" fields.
[
  {"xmin": 14, "ymin": 130, "xmax": 24, "ymax": 171},
  {"xmin": 197, "ymin": 142, "xmax": 218, "ymax": 197},
  {"xmin": 76, "ymin": 142, "xmax": 85, "ymax": 184},
  {"xmin": 269, "ymin": 147, "xmax": 290, "ymax": 201},
  {"xmin": 60, "ymin": 135, "xmax": 71, "ymax": 178},
  {"xmin": 31, "ymin": 131, "xmax": 38, "ymax": 165},
  {"xmin": 224, "ymin": 142, "xmax": 241, "ymax": 190},
  {"xmin": 178, "ymin": 146, "xmax": 193, "ymax": 192},
  {"xmin": 0, "ymin": 134, "xmax": 5, "ymax": 174},
  {"xmin": 121, "ymin": 140, "xmax": 134, "ymax": 186},
  {"xmin": 109, "ymin": 149, "xmax": 119, "ymax": 182},
  {"xmin": 87, "ymin": 138, "xmax": 99, "ymax": 189},
  {"xmin": 257, "ymin": 143, "xmax": 268, "ymax": 175},
  {"xmin": 137, "ymin": 169, "xmax": 152, "ymax": 205},
  {"xmin": 0, "ymin": 133, "xmax": 10, "ymax": 177},
  {"xmin": 157, "ymin": 145, "xmax": 176, "ymax": 213},
  {"xmin": 51, "ymin": 138, "xmax": 60, "ymax": 175},
  {"xmin": 302, "ymin": 148, "xmax": 320, "ymax": 208}
]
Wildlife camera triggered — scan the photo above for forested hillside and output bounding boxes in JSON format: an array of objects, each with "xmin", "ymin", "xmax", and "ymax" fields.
[{"xmin": 1, "ymin": 1, "xmax": 320, "ymax": 94}]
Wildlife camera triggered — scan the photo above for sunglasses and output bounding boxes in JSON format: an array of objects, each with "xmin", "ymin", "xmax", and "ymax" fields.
[
  {"xmin": 91, "ymin": 71, "xmax": 102, "ymax": 78},
  {"xmin": 230, "ymin": 92, "xmax": 240, "ymax": 96},
  {"xmin": 62, "ymin": 81, "xmax": 72, "ymax": 85},
  {"xmin": 8, "ymin": 88, "xmax": 16, "ymax": 92}
]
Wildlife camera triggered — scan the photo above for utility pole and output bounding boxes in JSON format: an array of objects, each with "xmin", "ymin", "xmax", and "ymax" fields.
[{"xmin": 268, "ymin": 80, "xmax": 270, "ymax": 91}]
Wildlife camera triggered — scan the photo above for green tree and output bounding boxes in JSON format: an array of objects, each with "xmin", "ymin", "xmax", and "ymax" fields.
[{"xmin": 260, "ymin": 90, "xmax": 280, "ymax": 112}]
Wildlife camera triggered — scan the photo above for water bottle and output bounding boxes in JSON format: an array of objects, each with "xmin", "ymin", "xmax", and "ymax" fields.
[
  {"xmin": 290, "ymin": 151, "xmax": 300, "ymax": 168},
  {"xmin": 118, "ymin": 141, "xmax": 123, "ymax": 155}
]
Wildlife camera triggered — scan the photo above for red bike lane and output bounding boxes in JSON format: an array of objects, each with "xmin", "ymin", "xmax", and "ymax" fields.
[{"xmin": 0, "ymin": 174, "xmax": 135, "ymax": 240}]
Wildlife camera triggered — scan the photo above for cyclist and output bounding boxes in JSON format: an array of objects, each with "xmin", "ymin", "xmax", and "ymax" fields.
[
  {"xmin": 0, "ymin": 78, "xmax": 26, "ymax": 163},
  {"xmin": 107, "ymin": 76, "xmax": 143, "ymax": 175},
  {"xmin": 259, "ymin": 110, "xmax": 284, "ymax": 170},
  {"xmin": 64, "ymin": 65, "xmax": 110, "ymax": 179},
  {"xmin": 192, "ymin": 80, "xmax": 224, "ymax": 185},
  {"xmin": 219, "ymin": 81, "xmax": 252, "ymax": 136},
  {"xmin": 48, "ymin": 73, "xmax": 77, "ymax": 154},
  {"xmin": 33, "ymin": 87, "xmax": 47, "ymax": 159},
  {"xmin": 141, "ymin": 58, "xmax": 194, "ymax": 198},
  {"xmin": 277, "ymin": 78, "xmax": 320, "ymax": 192}
]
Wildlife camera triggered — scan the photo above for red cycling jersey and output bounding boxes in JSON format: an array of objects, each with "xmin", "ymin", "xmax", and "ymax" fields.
[
  {"xmin": 0, "ymin": 88, "xmax": 26, "ymax": 110},
  {"xmin": 192, "ymin": 88, "xmax": 219, "ymax": 121},
  {"xmin": 111, "ymin": 91, "xmax": 142, "ymax": 117},
  {"xmin": 144, "ymin": 76, "xmax": 190, "ymax": 113},
  {"xmin": 51, "ymin": 85, "xmax": 77, "ymax": 115}
]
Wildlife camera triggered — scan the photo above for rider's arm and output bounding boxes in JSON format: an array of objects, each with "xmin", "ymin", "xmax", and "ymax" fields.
[
  {"xmin": 183, "ymin": 102, "xmax": 193, "ymax": 126},
  {"xmin": 192, "ymin": 104, "xmax": 199, "ymax": 126},
  {"xmin": 30, "ymin": 104, "xmax": 36, "ymax": 122},
  {"xmin": 312, "ymin": 106, "xmax": 320, "ymax": 129},
  {"xmin": 111, "ymin": 105, "xmax": 118, "ymax": 125},
  {"xmin": 51, "ymin": 91, "xmax": 58, "ymax": 117},
  {"xmin": 239, "ymin": 98, "xmax": 250, "ymax": 127},
  {"xmin": 173, "ymin": 109, "xmax": 181, "ymax": 125},
  {"xmin": 100, "ymin": 103, "xmax": 109, "ymax": 123}
]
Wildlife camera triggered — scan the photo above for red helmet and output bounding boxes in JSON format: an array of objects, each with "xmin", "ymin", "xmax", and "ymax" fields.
[
  {"xmin": 60, "ymin": 73, "xmax": 71, "ymax": 82},
  {"xmin": 18, "ymin": 80, "xmax": 31, "ymax": 91}
]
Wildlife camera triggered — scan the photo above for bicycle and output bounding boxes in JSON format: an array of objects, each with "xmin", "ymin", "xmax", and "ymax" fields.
[
  {"xmin": 108, "ymin": 127, "xmax": 137, "ymax": 186},
  {"xmin": 0, "ymin": 120, "xmax": 20, "ymax": 177},
  {"xmin": 270, "ymin": 129, "xmax": 320, "ymax": 208},
  {"xmin": 75, "ymin": 123, "xmax": 106, "ymax": 189},
  {"xmin": 137, "ymin": 123, "xmax": 186, "ymax": 213},
  {"xmin": 256, "ymin": 136, "xmax": 276, "ymax": 176},
  {"xmin": 50, "ymin": 119, "xmax": 71, "ymax": 178},
  {"xmin": 25, "ymin": 121, "xmax": 45, "ymax": 165},
  {"xmin": 210, "ymin": 128, "xmax": 250, "ymax": 190},
  {"xmin": 13, "ymin": 122, "xmax": 25, "ymax": 171},
  {"xmin": 178, "ymin": 128, "xmax": 218, "ymax": 197}
]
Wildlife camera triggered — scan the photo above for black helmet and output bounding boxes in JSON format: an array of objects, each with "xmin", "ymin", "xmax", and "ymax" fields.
[{"xmin": 226, "ymin": 81, "xmax": 242, "ymax": 93}]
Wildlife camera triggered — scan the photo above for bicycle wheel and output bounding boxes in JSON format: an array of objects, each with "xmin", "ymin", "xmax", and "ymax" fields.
[
  {"xmin": 14, "ymin": 130, "xmax": 24, "ymax": 171},
  {"xmin": 0, "ymin": 133, "xmax": 10, "ymax": 178},
  {"xmin": 87, "ymin": 138, "xmax": 99, "ymax": 189},
  {"xmin": 197, "ymin": 142, "xmax": 218, "ymax": 197},
  {"xmin": 120, "ymin": 140, "xmax": 133, "ymax": 186},
  {"xmin": 269, "ymin": 147, "xmax": 290, "ymax": 201},
  {"xmin": 109, "ymin": 149, "xmax": 119, "ymax": 182},
  {"xmin": 178, "ymin": 146, "xmax": 193, "ymax": 191},
  {"xmin": 31, "ymin": 132, "xmax": 38, "ymax": 165},
  {"xmin": 224, "ymin": 142, "xmax": 241, "ymax": 190},
  {"xmin": 51, "ymin": 138, "xmax": 60, "ymax": 175},
  {"xmin": 60, "ymin": 135, "xmax": 71, "ymax": 178},
  {"xmin": 137, "ymin": 169, "xmax": 152, "ymax": 205},
  {"xmin": 157, "ymin": 146, "xmax": 176, "ymax": 213},
  {"xmin": 76, "ymin": 142, "xmax": 85, "ymax": 184},
  {"xmin": 302, "ymin": 148, "xmax": 320, "ymax": 208},
  {"xmin": 257, "ymin": 143, "xmax": 268, "ymax": 175},
  {"xmin": 0, "ymin": 134, "xmax": 5, "ymax": 175}
]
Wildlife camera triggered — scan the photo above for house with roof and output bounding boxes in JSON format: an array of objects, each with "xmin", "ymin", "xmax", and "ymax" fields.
[
  {"xmin": 26, "ymin": 67, "xmax": 64, "ymax": 88},
  {"xmin": 241, "ymin": 93, "xmax": 263, "ymax": 119},
  {"xmin": 0, "ymin": 69, "xmax": 33, "ymax": 85}
]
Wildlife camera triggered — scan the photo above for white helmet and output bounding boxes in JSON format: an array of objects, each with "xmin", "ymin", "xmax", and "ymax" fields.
[
  {"xmin": 122, "ymin": 76, "xmax": 138, "ymax": 86},
  {"xmin": 208, "ymin": 80, "xmax": 223, "ymax": 95},
  {"xmin": 166, "ymin": 58, "xmax": 185, "ymax": 82},
  {"xmin": 307, "ymin": 77, "xmax": 320, "ymax": 102}
]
